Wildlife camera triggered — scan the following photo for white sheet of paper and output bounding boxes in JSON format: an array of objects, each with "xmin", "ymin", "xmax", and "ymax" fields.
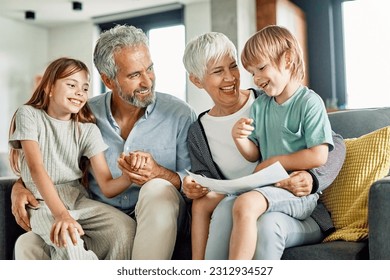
[{"xmin": 186, "ymin": 161, "xmax": 289, "ymax": 194}]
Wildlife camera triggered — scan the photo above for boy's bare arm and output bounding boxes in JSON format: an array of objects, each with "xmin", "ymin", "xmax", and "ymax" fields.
[
  {"xmin": 232, "ymin": 117, "xmax": 259, "ymax": 162},
  {"xmin": 255, "ymin": 144, "xmax": 329, "ymax": 172}
]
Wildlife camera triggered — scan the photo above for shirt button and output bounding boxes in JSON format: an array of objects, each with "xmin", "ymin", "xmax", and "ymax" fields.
[{"xmin": 124, "ymin": 196, "xmax": 128, "ymax": 200}]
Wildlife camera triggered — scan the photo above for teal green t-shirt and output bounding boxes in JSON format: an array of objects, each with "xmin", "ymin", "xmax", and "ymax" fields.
[{"xmin": 249, "ymin": 86, "xmax": 334, "ymax": 161}]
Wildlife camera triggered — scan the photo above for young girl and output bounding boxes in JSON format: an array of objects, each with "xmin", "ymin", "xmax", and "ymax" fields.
[
  {"xmin": 9, "ymin": 57, "xmax": 134, "ymax": 260},
  {"xmin": 230, "ymin": 25, "xmax": 334, "ymax": 259}
]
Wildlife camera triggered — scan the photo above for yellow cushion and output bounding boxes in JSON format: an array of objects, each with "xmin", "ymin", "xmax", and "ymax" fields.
[{"xmin": 321, "ymin": 126, "xmax": 390, "ymax": 242}]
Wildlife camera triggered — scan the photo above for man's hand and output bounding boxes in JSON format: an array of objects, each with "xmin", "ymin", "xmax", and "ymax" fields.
[
  {"xmin": 182, "ymin": 176, "xmax": 208, "ymax": 200},
  {"xmin": 11, "ymin": 179, "xmax": 40, "ymax": 231},
  {"xmin": 275, "ymin": 171, "xmax": 313, "ymax": 197},
  {"xmin": 118, "ymin": 151, "xmax": 162, "ymax": 186}
]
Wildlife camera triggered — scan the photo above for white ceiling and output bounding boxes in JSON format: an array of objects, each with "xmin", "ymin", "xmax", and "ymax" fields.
[{"xmin": 0, "ymin": 0, "xmax": 205, "ymax": 28}]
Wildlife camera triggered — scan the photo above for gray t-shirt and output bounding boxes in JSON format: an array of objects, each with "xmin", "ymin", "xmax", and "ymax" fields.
[{"xmin": 9, "ymin": 105, "xmax": 108, "ymax": 199}]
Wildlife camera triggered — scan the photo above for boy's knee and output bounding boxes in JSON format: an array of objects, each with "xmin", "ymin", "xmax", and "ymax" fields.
[
  {"xmin": 232, "ymin": 196, "xmax": 249, "ymax": 218},
  {"xmin": 233, "ymin": 192, "xmax": 266, "ymax": 219}
]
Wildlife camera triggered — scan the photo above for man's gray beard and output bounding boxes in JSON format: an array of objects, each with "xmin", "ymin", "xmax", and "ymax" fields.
[{"xmin": 118, "ymin": 87, "xmax": 156, "ymax": 108}]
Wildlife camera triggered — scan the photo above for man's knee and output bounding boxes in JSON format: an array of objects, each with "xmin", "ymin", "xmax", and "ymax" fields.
[
  {"xmin": 136, "ymin": 178, "xmax": 181, "ymax": 225},
  {"xmin": 140, "ymin": 178, "xmax": 180, "ymax": 204},
  {"xmin": 14, "ymin": 231, "xmax": 50, "ymax": 260}
]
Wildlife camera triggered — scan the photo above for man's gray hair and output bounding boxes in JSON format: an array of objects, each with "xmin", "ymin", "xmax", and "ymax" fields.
[
  {"xmin": 183, "ymin": 32, "xmax": 237, "ymax": 81},
  {"xmin": 94, "ymin": 25, "xmax": 149, "ymax": 80}
]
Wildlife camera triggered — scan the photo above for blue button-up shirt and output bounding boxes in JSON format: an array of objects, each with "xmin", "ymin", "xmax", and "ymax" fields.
[{"xmin": 87, "ymin": 91, "xmax": 197, "ymax": 213}]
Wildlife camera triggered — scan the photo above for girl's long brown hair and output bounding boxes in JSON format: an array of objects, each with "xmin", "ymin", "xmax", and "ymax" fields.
[{"xmin": 9, "ymin": 57, "xmax": 95, "ymax": 187}]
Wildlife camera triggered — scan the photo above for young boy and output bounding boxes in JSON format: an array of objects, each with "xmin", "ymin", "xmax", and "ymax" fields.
[{"xmin": 231, "ymin": 25, "xmax": 334, "ymax": 259}]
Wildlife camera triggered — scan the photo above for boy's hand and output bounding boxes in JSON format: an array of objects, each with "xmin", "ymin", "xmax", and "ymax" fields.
[{"xmin": 232, "ymin": 117, "xmax": 254, "ymax": 139}]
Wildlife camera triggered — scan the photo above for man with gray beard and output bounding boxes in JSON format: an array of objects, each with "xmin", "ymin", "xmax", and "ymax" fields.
[{"xmin": 11, "ymin": 25, "xmax": 197, "ymax": 260}]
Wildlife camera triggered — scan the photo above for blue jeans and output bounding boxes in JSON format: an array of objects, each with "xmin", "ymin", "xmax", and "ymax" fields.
[
  {"xmin": 255, "ymin": 186, "xmax": 319, "ymax": 220},
  {"xmin": 205, "ymin": 195, "xmax": 324, "ymax": 260}
]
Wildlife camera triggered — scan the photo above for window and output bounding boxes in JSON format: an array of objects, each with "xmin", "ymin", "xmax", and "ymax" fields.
[
  {"xmin": 149, "ymin": 25, "xmax": 186, "ymax": 101},
  {"xmin": 342, "ymin": 0, "xmax": 390, "ymax": 108}
]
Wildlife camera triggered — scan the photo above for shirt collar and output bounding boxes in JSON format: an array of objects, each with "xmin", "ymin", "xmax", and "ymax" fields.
[
  {"xmin": 104, "ymin": 92, "xmax": 119, "ymax": 130},
  {"xmin": 144, "ymin": 93, "xmax": 157, "ymax": 119}
]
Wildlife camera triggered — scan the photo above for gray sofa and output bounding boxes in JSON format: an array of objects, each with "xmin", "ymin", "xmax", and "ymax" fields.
[{"xmin": 1, "ymin": 107, "xmax": 390, "ymax": 260}]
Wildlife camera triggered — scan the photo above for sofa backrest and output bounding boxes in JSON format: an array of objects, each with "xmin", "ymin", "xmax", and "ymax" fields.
[
  {"xmin": 0, "ymin": 153, "xmax": 13, "ymax": 177},
  {"xmin": 328, "ymin": 107, "xmax": 390, "ymax": 139}
]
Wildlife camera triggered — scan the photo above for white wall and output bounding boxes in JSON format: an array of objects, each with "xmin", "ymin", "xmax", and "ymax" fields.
[
  {"xmin": 185, "ymin": 0, "xmax": 257, "ymax": 115},
  {"xmin": 48, "ymin": 23, "xmax": 101, "ymax": 97},
  {"xmin": 48, "ymin": 23, "xmax": 97, "ymax": 77},
  {"xmin": 237, "ymin": 0, "xmax": 257, "ymax": 89},
  {"xmin": 0, "ymin": 19, "xmax": 103, "ymax": 153},
  {"xmin": 0, "ymin": 17, "xmax": 48, "ymax": 153},
  {"xmin": 184, "ymin": 0, "xmax": 214, "ymax": 115}
]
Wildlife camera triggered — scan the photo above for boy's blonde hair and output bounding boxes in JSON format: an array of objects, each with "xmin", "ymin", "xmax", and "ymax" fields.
[{"xmin": 241, "ymin": 25, "xmax": 305, "ymax": 81}]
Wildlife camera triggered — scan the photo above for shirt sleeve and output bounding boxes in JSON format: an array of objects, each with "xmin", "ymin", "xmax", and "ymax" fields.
[
  {"xmin": 303, "ymin": 94, "xmax": 334, "ymax": 151},
  {"xmin": 248, "ymin": 101, "xmax": 259, "ymax": 146},
  {"xmin": 176, "ymin": 108, "xmax": 197, "ymax": 181},
  {"xmin": 9, "ymin": 105, "xmax": 39, "ymax": 149},
  {"xmin": 79, "ymin": 123, "xmax": 108, "ymax": 159}
]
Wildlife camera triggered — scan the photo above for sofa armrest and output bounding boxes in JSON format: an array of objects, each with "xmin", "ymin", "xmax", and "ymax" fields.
[
  {"xmin": 368, "ymin": 176, "xmax": 390, "ymax": 259},
  {"xmin": 0, "ymin": 177, "xmax": 25, "ymax": 260}
]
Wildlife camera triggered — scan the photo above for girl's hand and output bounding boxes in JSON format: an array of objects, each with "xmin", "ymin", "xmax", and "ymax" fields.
[
  {"xmin": 182, "ymin": 176, "xmax": 209, "ymax": 199},
  {"xmin": 50, "ymin": 213, "xmax": 84, "ymax": 248},
  {"xmin": 232, "ymin": 117, "xmax": 254, "ymax": 139},
  {"xmin": 127, "ymin": 152, "xmax": 148, "ymax": 171}
]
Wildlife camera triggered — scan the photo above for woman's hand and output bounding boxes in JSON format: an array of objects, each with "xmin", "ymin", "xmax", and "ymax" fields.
[
  {"xmin": 182, "ymin": 176, "xmax": 209, "ymax": 199},
  {"xmin": 275, "ymin": 171, "xmax": 313, "ymax": 197}
]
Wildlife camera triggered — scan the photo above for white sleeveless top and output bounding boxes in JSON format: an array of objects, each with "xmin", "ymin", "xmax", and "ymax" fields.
[{"xmin": 200, "ymin": 92, "xmax": 258, "ymax": 179}]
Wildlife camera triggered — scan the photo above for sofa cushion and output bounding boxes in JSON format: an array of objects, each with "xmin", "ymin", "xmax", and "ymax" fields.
[
  {"xmin": 282, "ymin": 240, "xmax": 368, "ymax": 260},
  {"xmin": 328, "ymin": 107, "xmax": 390, "ymax": 139},
  {"xmin": 320, "ymin": 126, "xmax": 390, "ymax": 242},
  {"xmin": 0, "ymin": 177, "xmax": 24, "ymax": 260}
]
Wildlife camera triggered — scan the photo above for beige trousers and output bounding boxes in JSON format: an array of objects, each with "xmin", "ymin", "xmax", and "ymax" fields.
[{"xmin": 14, "ymin": 178, "xmax": 184, "ymax": 260}]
